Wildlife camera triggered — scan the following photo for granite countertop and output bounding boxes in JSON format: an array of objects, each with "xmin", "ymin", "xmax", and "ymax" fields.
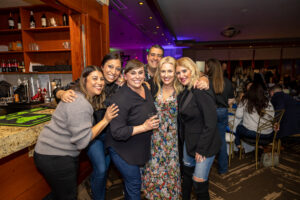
[{"xmin": 0, "ymin": 109, "xmax": 54, "ymax": 159}]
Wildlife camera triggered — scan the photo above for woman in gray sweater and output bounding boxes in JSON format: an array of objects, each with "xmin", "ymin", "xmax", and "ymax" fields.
[{"xmin": 34, "ymin": 66, "xmax": 119, "ymax": 200}]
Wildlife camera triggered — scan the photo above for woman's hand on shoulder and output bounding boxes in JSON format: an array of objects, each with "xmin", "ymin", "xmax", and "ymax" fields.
[
  {"xmin": 61, "ymin": 89, "xmax": 77, "ymax": 103},
  {"xmin": 194, "ymin": 75, "xmax": 209, "ymax": 90},
  {"xmin": 116, "ymin": 75, "xmax": 125, "ymax": 86},
  {"xmin": 104, "ymin": 104, "xmax": 119, "ymax": 122}
]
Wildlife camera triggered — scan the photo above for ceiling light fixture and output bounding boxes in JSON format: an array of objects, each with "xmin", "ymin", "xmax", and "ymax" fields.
[
  {"xmin": 138, "ymin": 1, "xmax": 144, "ymax": 5},
  {"xmin": 221, "ymin": 26, "xmax": 240, "ymax": 38},
  {"xmin": 149, "ymin": 16, "xmax": 152, "ymax": 19},
  {"xmin": 156, "ymin": 26, "xmax": 160, "ymax": 29}
]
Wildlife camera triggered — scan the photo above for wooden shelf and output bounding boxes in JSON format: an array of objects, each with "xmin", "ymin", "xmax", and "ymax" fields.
[
  {"xmin": 0, "ymin": 71, "xmax": 72, "ymax": 74},
  {"xmin": 0, "ymin": 2, "xmax": 109, "ymax": 81},
  {"xmin": 0, "ymin": 29, "xmax": 22, "ymax": 34},
  {"xmin": 23, "ymin": 26, "xmax": 70, "ymax": 32},
  {"xmin": 0, "ymin": 72, "xmax": 25, "ymax": 74},
  {"xmin": 28, "ymin": 71, "xmax": 72, "ymax": 74},
  {"xmin": 25, "ymin": 49, "xmax": 71, "ymax": 53},
  {"xmin": 0, "ymin": 51, "xmax": 23, "ymax": 54}
]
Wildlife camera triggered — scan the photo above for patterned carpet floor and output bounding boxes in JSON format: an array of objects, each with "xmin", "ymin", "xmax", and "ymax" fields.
[{"xmin": 78, "ymin": 140, "xmax": 300, "ymax": 200}]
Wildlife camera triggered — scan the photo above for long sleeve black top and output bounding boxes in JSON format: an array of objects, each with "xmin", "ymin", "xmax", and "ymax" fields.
[
  {"xmin": 177, "ymin": 87, "xmax": 221, "ymax": 157},
  {"xmin": 106, "ymin": 84, "xmax": 156, "ymax": 165},
  {"xmin": 210, "ymin": 77, "xmax": 234, "ymax": 108}
]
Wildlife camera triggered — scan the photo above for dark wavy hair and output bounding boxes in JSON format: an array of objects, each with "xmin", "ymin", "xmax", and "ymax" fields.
[
  {"xmin": 241, "ymin": 82, "xmax": 268, "ymax": 116},
  {"xmin": 75, "ymin": 65, "xmax": 106, "ymax": 110},
  {"xmin": 101, "ymin": 52, "xmax": 122, "ymax": 67}
]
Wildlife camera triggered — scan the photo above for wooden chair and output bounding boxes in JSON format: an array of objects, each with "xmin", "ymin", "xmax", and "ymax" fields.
[
  {"xmin": 240, "ymin": 109, "xmax": 285, "ymax": 169},
  {"xmin": 270, "ymin": 109, "xmax": 285, "ymax": 166},
  {"xmin": 226, "ymin": 107, "xmax": 236, "ymax": 167}
]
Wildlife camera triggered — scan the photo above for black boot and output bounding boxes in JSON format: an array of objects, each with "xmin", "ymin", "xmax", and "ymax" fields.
[
  {"xmin": 193, "ymin": 180, "xmax": 210, "ymax": 200},
  {"xmin": 182, "ymin": 165, "xmax": 194, "ymax": 200}
]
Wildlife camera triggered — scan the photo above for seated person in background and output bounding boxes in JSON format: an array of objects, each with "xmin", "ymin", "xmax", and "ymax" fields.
[
  {"xmin": 270, "ymin": 85, "xmax": 300, "ymax": 138},
  {"xmin": 234, "ymin": 83, "xmax": 275, "ymax": 150}
]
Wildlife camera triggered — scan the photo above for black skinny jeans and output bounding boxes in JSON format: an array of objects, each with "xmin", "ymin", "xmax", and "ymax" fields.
[{"xmin": 34, "ymin": 152, "xmax": 79, "ymax": 200}]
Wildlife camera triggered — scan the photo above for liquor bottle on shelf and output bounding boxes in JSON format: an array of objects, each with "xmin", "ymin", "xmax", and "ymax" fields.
[
  {"xmin": 17, "ymin": 16, "xmax": 22, "ymax": 29},
  {"xmin": 1, "ymin": 60, "xmax": 6, "ymax": 72},
  {"xmin": 41, "ymin": 13, "xmax": 47, "ymax": 27},
  {"xmin": 8, "ymin": 12, "xmax": 15, "ymax": 29},
  {"xmin": 62, "ymin": 13, "xmax": 69, "ymax": 26},
  {"xmin": 12, "ymin": 59, "xmax": 18, "ymax": 72},
  {"xmin": 30, "ymin": 11, "xmax": 36, "ymax": 28},
  {"xmin": 19, "ymin": 61, "xmax": 25, "ymax": 72},
  {"xmin": 7, "ymin": 60, "xmax": 11, "ymax": 72}
]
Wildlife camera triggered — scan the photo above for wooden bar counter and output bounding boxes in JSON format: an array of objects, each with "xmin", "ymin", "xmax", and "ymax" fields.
[{"xmin": 0, "ymin": 109, "xmax": 92, "ymax": 200}]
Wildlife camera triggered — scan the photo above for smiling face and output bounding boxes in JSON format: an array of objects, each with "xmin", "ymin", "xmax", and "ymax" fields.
[
  {"xmin": 176, "ymin": 65, "xmax": 192, "ymax": 86},
  {"xmin": 160, "ymin": 63, "xmax": 175, "ymax": 87},
  {"xmin": 146, "ymin": 47, "xmax": 163, "ymax": 70},
  {"xmin": 125, "ymin": 66, "xmax": 145, "ymax": 91},
  {"xmin": 85, "ymin": 70, "xmax": 105, "ymax": 97},
  {"xmin": 101, "ymin": 59, "xmax": 122, "ymax": 83}
]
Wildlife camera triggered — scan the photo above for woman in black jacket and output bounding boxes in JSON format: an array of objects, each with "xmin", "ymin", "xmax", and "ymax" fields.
[{"xmin": 176, "ymin": 57, "xmax": 221, "ymax": 200}]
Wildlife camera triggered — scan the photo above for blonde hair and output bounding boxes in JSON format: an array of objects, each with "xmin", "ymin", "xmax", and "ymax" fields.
[
  {"xmin": 175, "ymin": 57, "xmax": 199, "ymax": 92},
  {"xmin": 153, "ymin": 56, "xmax": 181, "ymax": 97}
]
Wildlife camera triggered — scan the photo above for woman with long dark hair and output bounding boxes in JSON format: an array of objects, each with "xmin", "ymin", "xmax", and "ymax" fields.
[
  {"xmin": 205, "ymin": 58, "xmax": 234, "ymax": 176},
  {"xmin": 234, "ymin": 83, "xmax": 275, "ymax": 148},
  {"xmin": 34, "ymin": 66, "xmax": 119, "ymax": 200}
]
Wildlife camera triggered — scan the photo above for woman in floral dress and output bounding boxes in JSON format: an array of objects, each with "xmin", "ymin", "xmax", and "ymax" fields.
[{"xmin": 142, "ymin": 56, "xmax": 182, "ymax": 199}]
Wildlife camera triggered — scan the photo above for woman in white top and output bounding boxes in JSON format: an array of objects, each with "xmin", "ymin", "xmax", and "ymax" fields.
[{"xmin": 234, "ymin": 82, "xmax": 275, "ymax": 148}]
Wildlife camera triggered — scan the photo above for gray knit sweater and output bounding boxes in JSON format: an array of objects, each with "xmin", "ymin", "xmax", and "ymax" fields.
[{"xmin": 35, "ymin": 92, "xmax": 93, "ymax": 157}]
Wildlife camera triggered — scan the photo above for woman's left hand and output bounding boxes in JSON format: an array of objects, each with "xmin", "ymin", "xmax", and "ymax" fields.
[
  {"xmin": 195, "ymin": 152, "xmax": 206, "ymax": 163},
  {"xmin": 104, "ymin": 104, "xmax": 119, "ymax": 122},
  {"xmin": 194, "ymin": 76, "xmax": 209, "ymax": 90}
]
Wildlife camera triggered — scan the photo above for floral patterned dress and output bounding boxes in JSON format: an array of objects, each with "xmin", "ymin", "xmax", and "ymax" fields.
[{"xmin": 142, "ymin": 91, "xmax": 181, "ymax": 199}]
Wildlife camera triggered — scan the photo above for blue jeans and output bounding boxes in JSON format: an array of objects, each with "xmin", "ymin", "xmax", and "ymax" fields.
[
  {"xmin": 87, "ymin": 133, "xmax": 110, "ymax": 200},
  {"xmin": 235, "ymin": 124, "xmax": 274, "ymax": 146},
  {"xmin": 183, "ymin": 143, "xmax": 215, "ymax": 181},
  {"xmin": 216, "ymin": 107, "xmax": 228, "ymax": 174},
  {"xmin": 109, "ymin": 147, "xmax": 141, "ymax": 200}
]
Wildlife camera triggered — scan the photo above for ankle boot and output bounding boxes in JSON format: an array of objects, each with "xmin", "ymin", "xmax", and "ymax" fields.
[
  {"xmin": 182, "ymin": 165, "xmax": 194, "ymax": 200},
  {"xmin": 193, "ymin": 180, "xmax": 210, "ymax": 200}
]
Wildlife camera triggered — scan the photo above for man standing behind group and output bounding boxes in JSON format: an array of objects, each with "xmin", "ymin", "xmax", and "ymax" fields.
[{"xmin": 144, "ymin": 44, "xmax": 164, "ymax": 81}]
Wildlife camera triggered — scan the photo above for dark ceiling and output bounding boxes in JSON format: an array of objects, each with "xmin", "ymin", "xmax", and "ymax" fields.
[{"xmin": 109, "ymin": 0, "xmax": 300, "ymax": 50}]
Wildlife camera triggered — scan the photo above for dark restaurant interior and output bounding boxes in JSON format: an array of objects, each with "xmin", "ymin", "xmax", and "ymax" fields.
[{"xmin": 0, "ymin": 0, "xmax": 299, "ymax": 199}]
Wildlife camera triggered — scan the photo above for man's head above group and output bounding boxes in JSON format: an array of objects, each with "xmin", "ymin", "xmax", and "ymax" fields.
[{"xmin": 146, "ymin": 44, "xmax": 164, "ymax": 72}]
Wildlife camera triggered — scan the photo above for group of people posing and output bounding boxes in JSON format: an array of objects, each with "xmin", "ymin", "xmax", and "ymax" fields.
[{"xmin": 33, "ymin": 44, "xmax": 243, "ymax": 200}]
